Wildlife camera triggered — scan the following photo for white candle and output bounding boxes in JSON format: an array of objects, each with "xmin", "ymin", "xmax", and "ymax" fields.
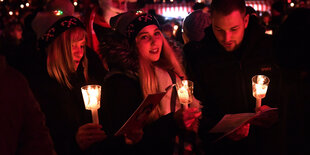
[
  {"xmin": 81, "ymin": 85, "xmax": 101, "ymax": 124},
  {"xmin": 91, "ymin": 109, "xmax": 99, "ymax": 124}
]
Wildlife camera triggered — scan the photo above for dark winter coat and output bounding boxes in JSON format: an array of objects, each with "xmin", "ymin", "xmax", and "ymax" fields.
[
  {"xmin": 184, "ymin": 18, "xmax": 281, "ymax": 154},
  {"xmin": 96, "ymin": 70, "xmax": 179, "ymax": 155},
  {"xmin": 0, "ymin": 55, "xmax": 55, "ymax": 155},
  {"xmin": 91, "ymin": 38, "xmax": 181, "ymax": 154},
  {"xmin": 25, "ymin": 48, "xmax": 106, "ymax": 155}
]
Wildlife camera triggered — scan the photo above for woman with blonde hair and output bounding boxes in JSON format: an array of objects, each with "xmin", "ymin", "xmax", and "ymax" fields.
[
  {"xmin": 97, "ymin": 11, "xmax": 201, "ymax": 154},
  {"xmin": 28, "ymin": 15, "xmax": 107, "ymax": 154},
  {"xmin": 45, "ymin": 26, "xmax": 88, "ymax": 89}
]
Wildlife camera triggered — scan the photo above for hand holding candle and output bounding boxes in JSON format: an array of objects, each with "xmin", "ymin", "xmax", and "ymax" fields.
[
  {"xmin": 176, "ymin": 80, "xmax": 194, "ymax": 109},
  {"xmin": 252, "ymin": 75, "xmax": 270, "ymax": 110},
  {"xmin": 81, "ymin": 85, "xmax": 101, "ymax": 124}
]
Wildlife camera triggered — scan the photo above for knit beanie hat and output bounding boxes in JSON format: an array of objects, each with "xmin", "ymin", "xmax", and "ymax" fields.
[
  {"xmin": 110, "ymin": 10, "xmax": 160, "ymax": 40},
  {"xmin": 32, "ymin": 0, "xmax": 75, "ymax": 40},
  {"xmin": 183, "ymin": 9, "xmax": 211, "ymax": 42},
  {"xmin": 38, "ymin": 16, "xmax": 85, "ymax": 49}
]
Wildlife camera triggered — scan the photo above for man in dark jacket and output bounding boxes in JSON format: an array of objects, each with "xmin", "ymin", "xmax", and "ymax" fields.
[{"xmin": 183, "ymin": 0, "xmax": 281, "ymax": 154}]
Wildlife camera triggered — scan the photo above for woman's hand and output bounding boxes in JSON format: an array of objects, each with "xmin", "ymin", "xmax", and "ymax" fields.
[
  {"xmin": 174, "ymin": 107, "xmax": 202, "ymax": 132},
  {"xmin": 124, "ymin": 128, "xmax": 144, "ymax": 145},
  {"xmin": 227, "ymin": 123, "xmax": 250, "ymax": 141},
  {"xmin": 76, "ymin": 123, "xmax": 107, "ymax": 150}
]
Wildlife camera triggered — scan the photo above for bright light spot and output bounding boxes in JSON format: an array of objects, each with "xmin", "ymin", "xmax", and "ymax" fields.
[
  {"xmin": 15, "ymin": 11, "xmax": 19, "ymax": 16},
  {"xmin": 197, "ymin": 0, "xmax": 202, "ymax": 3},
  {"xmin": 25, "ymin": 2, "xmax": 29, "ymax": 7},
  {"xmin": 20, "ymin": 4, "xmax": 24, "ymax": 9},
  {"xmin": 9, "ymin": 11, "xmax": 13, "ymax": 15},
  {"xmin": 173, "ymin": 25, "xmax": 178, "ymax": 31},
  {"xmin": 170, "ymin": 0, "xmax": 173, "ymax": 2},
  {"xmin": 290, "ymin": 2, "xmax": 294, "ymax": 7},
  {"xmin": 162, "ymin": 7, "xmax": 190, "ymax": 19},
  {"xmin": 73, "ymin": 2, "xmax": 78, "ymax": 6},
  {"xmin": 135, "ymin": 10, "xmax": 143, "ymax": 15},
  {"xmin": 265, "ymin": 30, "xmax": 273, "ymax": 35},
  {"xmin": 173, "ymin": 25, "xmax": 178, "ymax": 36},
  {"xmin": 0, "ymin": 0, "xmax": 3, "ymax": 2},
  {"xmin": 53, "ymin": 10, "xmax": 63, "ymax": 16}
]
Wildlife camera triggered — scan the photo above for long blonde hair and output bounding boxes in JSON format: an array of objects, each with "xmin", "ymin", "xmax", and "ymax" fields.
[
  {"xmin": 46, "ymin": 27, "xmax": 88, "ymax": 89},
  {"xmin": 137, "ymin": 33, "xmax": 185, "ymax": 121}
]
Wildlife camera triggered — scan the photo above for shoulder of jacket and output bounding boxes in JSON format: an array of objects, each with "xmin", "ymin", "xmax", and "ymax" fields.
[
  {"xmin": 104, "ymin": 70, "xmax": 138, "ymax": 81},
  {"xmin": 0, "ymin": 55, "xmax": 6, "ymax": 74}
]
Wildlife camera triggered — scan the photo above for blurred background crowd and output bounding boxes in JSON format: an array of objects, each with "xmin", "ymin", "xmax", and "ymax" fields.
[
  {"xmin": 1, "ymin": 0, "xmax": 309, "ymax": 51},
  {"xmin": 0, "ymin": 0, "xmax": 310, "ymax": 155}
]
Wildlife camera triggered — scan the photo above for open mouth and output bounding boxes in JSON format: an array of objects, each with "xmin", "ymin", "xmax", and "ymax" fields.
[{"xmin": 150, "ymin": 48, "xmax": 159, "ymax": 54}]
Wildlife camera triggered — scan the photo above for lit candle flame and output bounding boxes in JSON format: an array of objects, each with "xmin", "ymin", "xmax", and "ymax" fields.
[
  {"xmin": 177, "ymin": 80, "xmax": 193, "ymax": 104},
  {"xmin": 253, "ymin": 75, "xmax": 269, "ymax": 99},
  {"xmin": 178, "ymin": 86, "xmax": 189, "ymax": 103},
  {"xmin": 81, "ymin": 85, "xmax": 101, "ymax": 124},
  {"xmin": 81, "ymin": 85, "xmax": 101, "ymax": 110}
]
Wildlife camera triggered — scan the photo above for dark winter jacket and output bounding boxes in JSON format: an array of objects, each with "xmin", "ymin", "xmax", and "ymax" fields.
[
  {"xmin": 91, "ymin": 36, "xmax": 181, "ymax": 154},
  {"xmin": 91, "ymin": 69, "xmax": 180, "ymax": 155},
  {"xmin": 0, "ymin": 55, "xmax": 55, "ymax": 155},
  {"xmin": 184, "ymin": 18, "xmax": 281, "ymax": 154},
  {"xmin": 25, "ymin": 48, "xmax": 106, "ymax": 155}
]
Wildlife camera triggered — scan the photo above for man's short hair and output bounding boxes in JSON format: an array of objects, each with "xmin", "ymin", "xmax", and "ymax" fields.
[{"xmin": 211, "ymin": 0, "xmax": 246, "ymax": 16}]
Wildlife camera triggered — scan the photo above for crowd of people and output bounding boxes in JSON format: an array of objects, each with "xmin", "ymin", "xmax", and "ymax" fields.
[{"xmin": 0, "ymin": 0, "xmax": 309, "ymax": 154}]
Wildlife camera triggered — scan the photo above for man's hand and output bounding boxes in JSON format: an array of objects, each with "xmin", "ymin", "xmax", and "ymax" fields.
[{"xmin": 255, "ymin": 105, "xmax": 271, "ymax": 113}]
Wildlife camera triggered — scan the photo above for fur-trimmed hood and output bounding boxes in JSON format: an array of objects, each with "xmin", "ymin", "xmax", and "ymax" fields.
[{"xmin": 99, "ymin": 31, "xmax": 139, "ymax": 72}]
